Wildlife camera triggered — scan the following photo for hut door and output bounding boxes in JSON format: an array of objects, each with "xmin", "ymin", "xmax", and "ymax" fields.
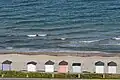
[
  {"xmin": 2, "ymin": 64, "xmax": 10, "ymax": 71},
  {"xmin": 96, "ymin": 66, "xmax": 104, "ymax": 73},
  {"xmin": 108, "ymin": 66, "xmax": 116, "ymax": 73}
]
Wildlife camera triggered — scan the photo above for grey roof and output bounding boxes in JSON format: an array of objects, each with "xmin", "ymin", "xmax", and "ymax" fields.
[
  {"xmin": 108, "ymin": 61, "xmax": 117, "ymax": 66},
  {"xmin": 45, "ymin": 60, "xmax": 54, "ymax": 65},
  {"xmin": 95, "ymin": 61, "xmax": 104, "ymax": 66},
  {"xmin": 72, "ymin": 63, "xmax": 81, "ymax": 66},
  {"xmin": 2, "ymin": 60, "xmax": 12, "ymax": 64},
  {"xmin": 27, "ymin": 61, "xmax": 37, "ymax": 65},
  {"xmin": 59, "ymin": 60, "xmax": 68, "ymax": 65}
]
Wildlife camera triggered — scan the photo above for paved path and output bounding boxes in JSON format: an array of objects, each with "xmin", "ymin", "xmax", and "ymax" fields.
[
  {"xmin": 0, "ymin": 79, "xmax": 115, "ymax": 80},
  {"xmin": 0, "ymin": 78, "xmax": 81, "ymax": 80},
  {"xmin": 0, "ymin": 78, "xmax": 95, "ymax": 80},
  {"xmin": 0, "ymin": 79, "xmax": 84, "ymax": 80}
]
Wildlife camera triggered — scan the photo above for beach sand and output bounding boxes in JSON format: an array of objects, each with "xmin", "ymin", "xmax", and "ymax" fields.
[{"xmin": 0, "ymin": 51, "xmax": 119, "ymax": 73}]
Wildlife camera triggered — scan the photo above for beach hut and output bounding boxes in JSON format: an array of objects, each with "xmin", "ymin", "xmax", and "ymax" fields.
[
  {"xmin": 2, "ymin": 60, "xmax": 12, "ymax": 71},
  {"xmin": 108, "ymin": 61, "xmax": 117, "ymax": 74},
  {"xmin": 45, "ymin": 60, "xmax": 55, "ymax": 72},
  {"xmin": 27, "ymin": 61, "xmax": 37, "ymax": 72},
  {"xmin": 58, "ymin": 60, "xmax": 68, "ymax": 73},
  {"xmin": 72, "ymin": 63, "xmax": 81, "ymax": 73},
  {"xmin": 95, "ymin": 61, "xmax": 105, "ymax": 73}
]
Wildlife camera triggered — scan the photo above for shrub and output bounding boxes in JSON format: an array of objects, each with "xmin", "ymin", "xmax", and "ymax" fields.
[
  {"xmin": 54, "ymin": 73, "xmax": 66, "ymax": 78},
  {"xmin": 80, "ymin": 73, "xmax": 103, "ymax": 79},
  {"xmin": 0, "ymin": 71, "xmax": 120, "ymax": 79},
  {"xmin": 1, "ymin": 71, "xmax": 26, "ymax": 78},
  {"xmin": 66, "ymin": 73, "xmax": 78, "ymax": 79},
  {"xmin": 27, "ymin": 72, "xmax": 52, "ymax": 78},
  {"xmin": 105, "ymin": 74, "xmax": 120, "ymax": 79}
]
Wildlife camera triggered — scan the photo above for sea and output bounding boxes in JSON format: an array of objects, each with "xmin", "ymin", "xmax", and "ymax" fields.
[{"xmin": 0, "ymin": 0, "xmax": 120, "ymax": 53}]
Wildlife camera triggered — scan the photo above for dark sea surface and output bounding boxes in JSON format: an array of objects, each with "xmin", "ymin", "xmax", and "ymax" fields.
[{"xmin": 0, "ymin": 0, "xmax": 120, "ymax": 53}]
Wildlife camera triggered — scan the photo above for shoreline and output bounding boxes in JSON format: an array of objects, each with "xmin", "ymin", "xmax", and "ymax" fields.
[{"xmin": 0, "ymin": 51, "xmax": 119, "ymax": 57}]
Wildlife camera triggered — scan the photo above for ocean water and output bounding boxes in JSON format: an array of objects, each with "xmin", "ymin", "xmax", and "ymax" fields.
[{"xmin": 0, "ymin": 0, "xmax": 120, "ymax": 53}]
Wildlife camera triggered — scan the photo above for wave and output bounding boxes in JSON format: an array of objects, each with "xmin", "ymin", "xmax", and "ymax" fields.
[
  {"xmin": 0, "ymin": 14, "xmax": 15, "ymax": 17},
  {"xmin": 27, "ymin": 34, "xmax": 38, "ymax": 37},
  {"xmin": 27, "ymin": 34, "xmax": 47, "ymax": 37},
  {"xmin": 79, "ymin": 40, "xmax": 101, "ymax": 43},
  {"xmin": 4, "ymin": 39, "xmax": 29, "ymax": 43},
  {"xmin": 105, "ymin": 7, "xmax": 120, "ymax": 10},
  {"xmin": 13, "ymin": 25, "xmax": 82, "ymax": 32},
  {"xmin": 61, "ymin": 38, "xmax": 66, "ymax": 40},
  {"xmin": 38, "ymin": 34, "xmax": 47, "ymax": 37},
  {"xmin": 6, "ymin": 47, "xmax": 13, "ymax": 50},
  {"xmin": 13, "ymin": 0, "xmax": 38, "ymax": 4},
  {"xmin": 15, "ymin": 20, "xmax": 45, "ymax": 24},
  {"xmin": 56, "ymin": 29, "xmax": 97, "ymax": 35},
  {"xmin": 99, "ymin": 44, "xmax": 120, "ymax": 46},
  {"xmin": 6, "ymin": 1, "xmax": 40, "ymax": 8},
  {"xmin": 37, "ymin": 26, "xmax": 81, "ymax": 31},
  {"xmin": 112, "ymin": 37, "xmax": 120, "ymax": 40}
]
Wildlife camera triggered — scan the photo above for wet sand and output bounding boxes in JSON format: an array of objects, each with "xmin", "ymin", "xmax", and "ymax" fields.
[{"xmin": 0, "ymin": 51, "xmax": 120, "ymax": 57}]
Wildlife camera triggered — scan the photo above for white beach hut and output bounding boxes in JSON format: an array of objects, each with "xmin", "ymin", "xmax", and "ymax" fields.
[
  {"xmin": 72, "ymin": 63, "xmax": 81, "ymax": 73},
  {"xmin": 45, "ymin": 60, "xmax": 55, "ymax": 72},
  {"xmin": 95, "ymin": 61, "xmax": 105, "ymax": 73},
  {"xmin": 108, "ymin": 61, "xmax": 117, "ymax": 74},
  {"xmin": 27, "ymin": 61, "xmax": 37, "ymax": 72}
]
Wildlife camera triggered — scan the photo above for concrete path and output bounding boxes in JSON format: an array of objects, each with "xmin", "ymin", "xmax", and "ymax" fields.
[
  {"xmin": 0, "ymin": 79, "xmax": 116, "ymax": 80},
  {"xmin": 0, "ymin": 79, "xmax": 95, "ymax": 80}
]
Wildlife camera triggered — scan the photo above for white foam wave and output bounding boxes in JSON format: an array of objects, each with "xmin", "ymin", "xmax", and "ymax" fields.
[
  {"xmin": 79, "ymin": 40, "xmax": 100, "ymax": 43},
  {"xmin": 38, "ymin": 34, "xmax": 47, "ymax": 37},
  {"xmin": 61, "ymin": 38, "xmax": 66, "ymax": 40},
  {"xmin": 27, "ymin": 34, "xmax": 47, "ymax": 37},
  {"xmin": 112, "ymin": 37, "xmax": 120, "ymax": 40},
  {"xmin": 27, "ymin": 34, "xmax": 37, "ymax": 37}
]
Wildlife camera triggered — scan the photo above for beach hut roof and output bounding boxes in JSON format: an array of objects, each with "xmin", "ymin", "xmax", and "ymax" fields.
[
  {"xmin": 95, "ymin": 61, "xmax": 104, "ymax": 66},
  {"xmin": 72, "ymin": 63, "xmax": 81, "ymax": 66},
  {"xmin": 45, "ymin": 60, "xmax": 54, "ymax": 65},
  {"xmin": 2, "ymin": 60, "xmax": 12, "ymax": 64},
  {"xmin": 27, "ymin": 61, "xmax": 37, "ymax": 65},
  {"xmin": 108, "ymin": 61, "xmax": 117, "ymax": 66},
  {"xmin": 59, "ymin": 60, "xmax": 68, "ymax": 65}
]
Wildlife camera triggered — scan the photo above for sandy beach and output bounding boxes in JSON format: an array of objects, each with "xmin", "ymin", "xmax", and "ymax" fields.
[{"xmin": 0, "ymin": 51, "xmax": 119, "ymax": 73}]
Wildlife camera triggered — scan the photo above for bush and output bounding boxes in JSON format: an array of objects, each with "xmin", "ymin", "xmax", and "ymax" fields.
[
  {"xmin": 105, "ymin": 74, "xmax": 120, "ymax": 79},
  {"xmin": 1, "ymin": 71, "xmax": 26, "ymax": 78},
  {"xmin": 80, "ymin": 73, "xmax": 103, "ymax": 79},
  {"xmin": 66, "ymin": 73, "xmax": 78, "ymax": 79},
  {"xmin": 27, "ymin": 72, "xmax": 52, "ymax": 78},
  {"xmin": 54, "ymin": 73, "xmax": 66, "ymax": 78},
  {"xmin": 0, "ymin": 71, "xmax": 120, "ymax": 79},
  {"xmin": 54, "ymin": 73, "xmax": 78, "ymax": 79},
  {"xmin": 82, "ymin": 71, "xmax": 91, "ymax": 73}
]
